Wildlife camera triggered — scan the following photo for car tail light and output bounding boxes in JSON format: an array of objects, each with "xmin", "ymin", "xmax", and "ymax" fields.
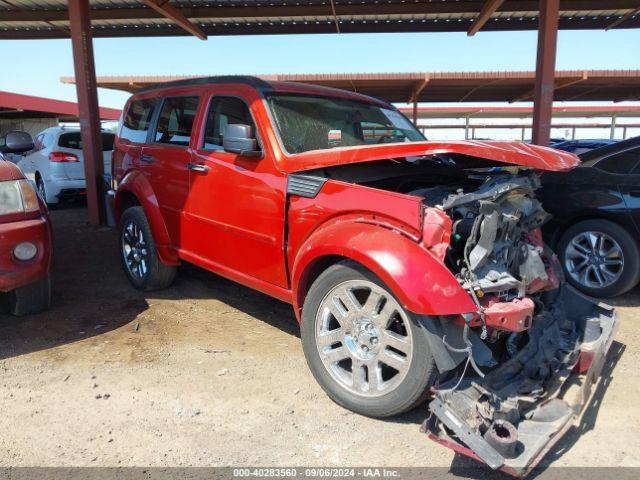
[{"xmin": 49, "ymin": 151, "xmax": 79, "ymax": 163}]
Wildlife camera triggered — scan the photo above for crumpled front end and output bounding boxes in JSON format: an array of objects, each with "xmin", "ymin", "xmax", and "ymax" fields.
[
  {"xmin": 412, "ymin": 167, "xmax": 618, "ymax": 476},
  {"xmin": 423, "ymin": 286, "xmax": 617, "ymax": 477}
]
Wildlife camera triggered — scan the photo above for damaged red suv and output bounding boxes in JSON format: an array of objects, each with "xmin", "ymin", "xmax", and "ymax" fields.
[{"xmin": 112, "ymin": 77, "xmax": 617, "ymax": 476}]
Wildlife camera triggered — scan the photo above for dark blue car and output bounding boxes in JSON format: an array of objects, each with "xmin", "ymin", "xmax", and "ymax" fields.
[
  {"xmin": 540, "ymin": 136, "xmax": 640, "ymax": 297},
  {"xmin": 551, "ymin": 138, "xmax": 618, "ymax": 155}
]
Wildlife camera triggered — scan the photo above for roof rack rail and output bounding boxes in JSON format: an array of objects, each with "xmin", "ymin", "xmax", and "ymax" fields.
[{"xmin": 136, "ymin": 75, "xmax": 273, "ymax": 94}]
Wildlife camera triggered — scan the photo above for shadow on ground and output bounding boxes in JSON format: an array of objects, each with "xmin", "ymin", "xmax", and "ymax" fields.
[
  {"xmin": 0, "ymin": 206, "xmax": 297, "ymax": 361},
  {"xmin": 0, "ymin": 206, "xmax": 627, "ymax": 474}
]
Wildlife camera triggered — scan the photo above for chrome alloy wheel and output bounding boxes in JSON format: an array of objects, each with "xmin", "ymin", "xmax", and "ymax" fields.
[
  {"xmin": 121, "ymin": 220, "xmax": 149, "ymax": 279},
  {"xmin": 565, "ymin": 231, "xmax": 624, "ymax": 289},
  {"xmin": 315, "ymin": 279, "xmax": 413, "ymax": 397}
]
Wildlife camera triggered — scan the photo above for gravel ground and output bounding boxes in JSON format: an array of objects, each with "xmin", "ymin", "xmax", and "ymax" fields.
[{"xmin": 0, "ymin": 206, "xmax": 638, "ymax": 474}]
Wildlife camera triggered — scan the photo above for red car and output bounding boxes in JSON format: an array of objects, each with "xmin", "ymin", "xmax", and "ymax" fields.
[
  {"xmin": 111, "ymin": 77, "xmax": 617, "ymax": 476},
  {"xmin": 0, "ymin": 131, "xmax": 52, "ymax": 315}
]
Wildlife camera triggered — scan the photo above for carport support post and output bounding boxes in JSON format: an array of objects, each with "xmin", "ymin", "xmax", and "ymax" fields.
[
  {"xmin": 531, "ymin": 0, "xmax": 559, "ymax": 146},
  {"xmin": 68, "ymin": 0, "xmax": 104, "ymax": 226}
]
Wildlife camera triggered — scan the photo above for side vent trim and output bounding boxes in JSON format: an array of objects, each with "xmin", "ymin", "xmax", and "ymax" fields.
[{"xmin": 287, "ymin": 174, "xmax": 327, "ymax": 198}]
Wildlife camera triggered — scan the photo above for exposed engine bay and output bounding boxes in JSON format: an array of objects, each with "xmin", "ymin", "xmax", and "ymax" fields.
[
  {"xmin": 321, "ymin": 155, "xmax": 618, "ymax": 476},
  {"xmin": 411, "ymin": 171, "xmax": 557, "ymax": 327}
]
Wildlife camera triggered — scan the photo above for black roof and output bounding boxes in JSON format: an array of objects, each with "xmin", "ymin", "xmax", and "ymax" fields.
[
  {"xmin": 580, "ymin": 135, "xmax": 640, "ymax": 163},
  {"xmin": 134, "ymin": 74, "xmax": 392, "ymax": 107},
  {"xmin": 136, "ymin": 75, "xmax": 273, "ymax": 94}
]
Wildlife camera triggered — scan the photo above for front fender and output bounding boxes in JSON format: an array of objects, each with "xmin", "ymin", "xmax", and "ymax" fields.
[
  {"xmin": 115, "ymin": 170, "xmax": 179, "ymax": 265},
  {"xmin": 292, "ymin": 220, "xmax": 476, "ymax": 318}
]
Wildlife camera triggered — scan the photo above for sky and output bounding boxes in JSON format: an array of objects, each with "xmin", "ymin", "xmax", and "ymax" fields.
[{"xmin": 1, "ymin": 28, "xmax": 639, "ymax": 139}]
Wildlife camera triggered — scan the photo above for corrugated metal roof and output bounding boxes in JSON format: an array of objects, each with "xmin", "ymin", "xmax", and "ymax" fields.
[
  {"xmin": 59, "ymin": 70, "xmax": 640, "ymax": 103},
  {"xmin": 0, "ymin": 0, "xmax": 638, "ymax": 38}
]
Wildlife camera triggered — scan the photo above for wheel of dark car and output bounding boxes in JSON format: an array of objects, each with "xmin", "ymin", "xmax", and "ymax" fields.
[
  {"xmin": 6, "ymin": 274, "xmax": 51, "ymax": 316},
  {"xmin": 300, "ymin": 261, "xmax": 438, "ymax": 418},
  {"xmin": 558, "ymin": 219, "xmax": 640, "ymax": 298},
  {"xmin": 119, "ymin": 206, "xmax": 177, "ymax": 291}
]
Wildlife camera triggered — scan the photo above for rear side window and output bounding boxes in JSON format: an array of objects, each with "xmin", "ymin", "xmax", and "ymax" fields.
[
  {"xmin": 595, "ymin": 148, "xmax": 640, "ymax": 174},
  {"xmin": 154, "ymin": 96, "xmax": 200, "ymax": 146},
  {"xmin": 121, "ymin": 99, "xmax": 156, "ymax": 143},
  {"xmin": 42, "ymin": 133, "xmax": 54, "ymax": 149},
  {"xmin": 202, "ymin": 96, "xmax": 256, "ymax": 151},
  {"xmin": 32, "ymin": 134, "xmax": 44, "ymax": 152},
  {"xmin": 58, "ymin": 132, "xmax": 116, "ymax": 151}
]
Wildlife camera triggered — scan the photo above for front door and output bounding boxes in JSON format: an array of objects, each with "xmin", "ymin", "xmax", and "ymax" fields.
[
  {"xmin": 141, "ymin": 95, "xmax": 200, "ymax": 244},
  {"xmin": 184, "ymin": 89, "xmax": 288, "ymax": 288}
]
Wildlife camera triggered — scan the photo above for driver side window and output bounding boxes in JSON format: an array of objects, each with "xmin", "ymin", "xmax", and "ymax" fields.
[{"xmin": 202, "ymin": 96, "xmax": 256, "ymax": 151}]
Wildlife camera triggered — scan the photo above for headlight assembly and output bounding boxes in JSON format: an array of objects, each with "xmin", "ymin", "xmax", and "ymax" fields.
[{"xmin": 0, "ymin": 180, "xmax": 40, "ymax": 216}]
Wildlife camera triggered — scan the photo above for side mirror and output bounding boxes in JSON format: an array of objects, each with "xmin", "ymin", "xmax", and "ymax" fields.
[
  {"xmin": 0, "ymin": 131, "xmax": 34, "ymax": 154},
  {"xmin": 223, "ymin": 124, "xmax": 260, "ymax": 157}
]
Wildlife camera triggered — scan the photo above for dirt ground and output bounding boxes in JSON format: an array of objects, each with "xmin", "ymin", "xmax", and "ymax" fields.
[{"xmin": 0, "ymin": 206, "xmax": 638, "ymax": 473}]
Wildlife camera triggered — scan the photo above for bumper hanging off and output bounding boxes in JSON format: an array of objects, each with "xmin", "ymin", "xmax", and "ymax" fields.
[{"xmin": 422, "ymin": 286, "xmax": 618, "ymax": 477}]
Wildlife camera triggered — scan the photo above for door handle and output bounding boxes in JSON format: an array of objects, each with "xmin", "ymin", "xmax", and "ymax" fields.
[
  {"xmin": 140, "ymin": 154, "xmax": 155, "ymax": 163},
  {"xmin": 188, "ymin": 162, "xmax": 209, "ymax": 173}
]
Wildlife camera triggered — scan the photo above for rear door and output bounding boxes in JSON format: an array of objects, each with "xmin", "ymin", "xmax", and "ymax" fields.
[
  {"xmin": 114, "ymin": 98, "xmax": 157, "ymax": 181},
  {"xmin": 140, "ymin": 95, "xmax": 200, "ymax": 245},
  {"xmin": 603, "ymin": 147, "xmax": 640, "ymax": 235}
]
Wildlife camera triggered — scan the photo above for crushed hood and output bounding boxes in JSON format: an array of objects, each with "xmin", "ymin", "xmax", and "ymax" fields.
[{"xmin": 281, "ymin": 140, "xmax": 580, "ymax": 174}]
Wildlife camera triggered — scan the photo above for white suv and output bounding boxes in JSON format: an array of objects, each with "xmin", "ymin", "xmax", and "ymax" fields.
[{"xmin": 17, "ymin": 127, "xmax": 114, "ymax": 205}]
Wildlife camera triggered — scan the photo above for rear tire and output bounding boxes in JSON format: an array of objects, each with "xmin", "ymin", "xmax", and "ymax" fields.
[
  {"xmin": 558, "ymin": 219, "xmax": 640, "ymax": 297},
  {"xmin": 7, "ymin": 274, "xmax": 51, "ymax": 316},
  {"xmin": 119, "ymin": 206, "xmax": 176, "ymax": 291},
  {"xmin": 36, "ymin": 176, "xmax": 57, "ymax": 208},
  {"xmin": 300, "ymin": 261, "xmax": 438, "ymax": 418}
]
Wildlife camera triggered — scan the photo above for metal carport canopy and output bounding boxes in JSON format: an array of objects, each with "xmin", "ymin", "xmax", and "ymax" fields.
[
  {"xmin": 2, "ymin": 0, "xmax": 639, "ymax": 225},
  {"xmin": 0, "ymin": 90, "xmax": 121, "ymax": 121},
  {"xmin": 62, "ymin": 70, "xmax": 640, "ymax": 104},
  {"xmin": 1, "ymin": 0, "xmax": 640, "ymax": 38}
]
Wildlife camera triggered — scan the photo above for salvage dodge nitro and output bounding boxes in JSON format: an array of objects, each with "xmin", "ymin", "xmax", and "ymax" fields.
[{"xmin": 111, "ymin": 76, "xmax": 617, "ymax": 476}]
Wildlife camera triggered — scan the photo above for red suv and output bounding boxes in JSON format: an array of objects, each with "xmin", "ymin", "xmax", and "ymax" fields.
[
  {"xmin": 0, "ymin": 131, "xmax": 52, "ymax": 316},
  {"xmin": 112, "ymin": 77, "xmax": 616, "ymax": 475}
]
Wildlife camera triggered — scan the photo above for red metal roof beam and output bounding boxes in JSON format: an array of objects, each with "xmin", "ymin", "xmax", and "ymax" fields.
[
  {"xmin": 531, "ymin": 0, "xmax": 560, "ymax": 146},
  {"xmin": 510, "ymin": 72, "xmax": 588, "ymax": 103},
  {"xmin": 408, "ymin": 77, "xmax": 430, "ymax": 103},
  {"xmin": 606, "ymin": 6, "xmax": 640, "ymax": 30},
  {"xmin": 142, "ymin": 0, "xmax": 206, "ymax": 40},
  {"xmin": 468, "ymin": 0, "xmax": 505, "ymax": 36}
]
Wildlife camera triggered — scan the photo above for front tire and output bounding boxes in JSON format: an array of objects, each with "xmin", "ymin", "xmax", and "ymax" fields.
[
  {"xmin": 558, "ymin": 219, "xmax": 640, "ymax": 297},
  {"xmin": 300, "ymin": 261, "xmax": 438, "ymax": 418},
  {"xmin": 119, "ymin": 206, "xmax": 176, "ymax": 291},
  {"xmin": 7, "ymin": 274, "xmax": 51, "ymax": 316}
]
